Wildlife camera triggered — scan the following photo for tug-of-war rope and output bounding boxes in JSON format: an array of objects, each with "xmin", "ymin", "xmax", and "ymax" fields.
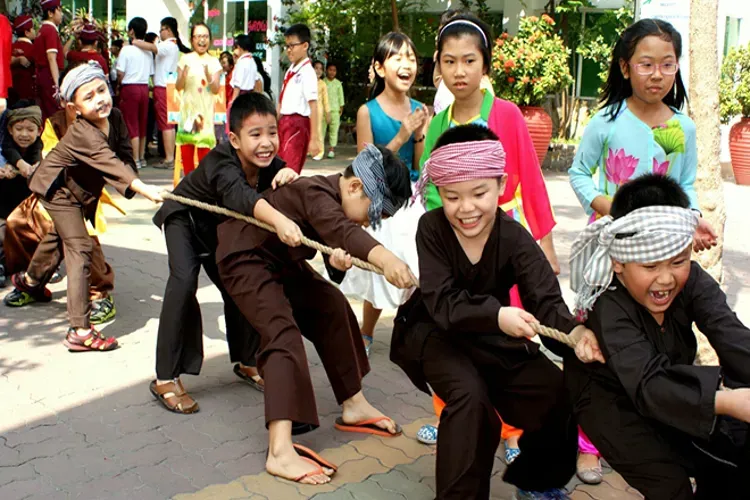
[{"xmin": 161, "ymin": 191, "xmax": 577, "ymax": 348}]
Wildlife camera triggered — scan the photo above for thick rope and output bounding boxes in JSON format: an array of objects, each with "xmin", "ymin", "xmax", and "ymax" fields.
[{"xmin": 160, "ymin": 191, "xmax": 577, "ymax": 348}]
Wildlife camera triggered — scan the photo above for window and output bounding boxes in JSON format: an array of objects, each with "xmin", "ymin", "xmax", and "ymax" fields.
[{"xmin": 724, "ymin": 16, "xmax": 742, "ymax": 56}]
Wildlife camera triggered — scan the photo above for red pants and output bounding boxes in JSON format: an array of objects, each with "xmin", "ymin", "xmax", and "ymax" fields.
[
  {"xmin": 36, "ymin": 66, "xmax": 61, "ymax": 121},
  {"xmin": 179, "ymin": 145, "xmax": 210, "ymax": 176},
  {"xmin": 278, "ymin": 114, "xmax": 311, "ymax": 174},
  {"xmin": 119, "ymin": 84, "xmax": 149, "ymax": 140},
  {"xmin": 153, "ymin": 86, "xmax": 171, "ymax": 132}
]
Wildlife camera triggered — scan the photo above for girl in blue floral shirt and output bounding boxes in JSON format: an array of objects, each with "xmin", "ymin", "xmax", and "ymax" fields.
[
  {"xmin": 569, "ymin": 18, "xmax": 716, "ymax": 252},
  {"xmin": 568, "ymin": 18, "xmax": 718, "ymax": 484}
]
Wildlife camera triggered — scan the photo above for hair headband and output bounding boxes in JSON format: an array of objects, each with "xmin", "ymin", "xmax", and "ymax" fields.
[{"xmin": 438, "ymin": 20, "xmax": 488, "ymax": 48}]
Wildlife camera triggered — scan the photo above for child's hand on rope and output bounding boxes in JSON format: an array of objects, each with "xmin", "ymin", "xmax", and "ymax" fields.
[
  {"xmin": 329, "ymin": 248, "xmax": 353, "ymax": 271},
  {"xmin": 273, "ymin": 215, "xmax": 302, "ymax": 247},
  {"xmin": 570, "ymin": 325, "xmax": 605, "ymax": 364},
  {"xmin": 382, "ymin": 254, "xmax": 417, "ymax": 289},
  {"xmin": 130, "ymin": 179, "xmax": 163, "ymax": 203},
  {"xmin": 272, "ymin": 168, "xmax": 298, "ymax": 189},
  {"xmin": 498, "ymin": 307, "xmax": 537, "ymax": 339}
]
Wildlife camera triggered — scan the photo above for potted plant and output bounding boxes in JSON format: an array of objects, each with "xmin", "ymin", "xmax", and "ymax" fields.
[
  {"xmin": 720, "ymin": 42, "xmax": 750, "ymax": 185},
  {"xmin": 492, "ymin": 14, "xmax": 573, "ymax": 165}
]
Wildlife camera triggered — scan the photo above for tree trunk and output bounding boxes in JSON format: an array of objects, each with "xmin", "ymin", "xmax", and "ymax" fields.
[
  {"xmin": 390, "ymin": 0, "xmax": 399, "ymax": 31},
  {"xmin": 689, "ymin": 0, "xmax": 726, "ymax": 366}
]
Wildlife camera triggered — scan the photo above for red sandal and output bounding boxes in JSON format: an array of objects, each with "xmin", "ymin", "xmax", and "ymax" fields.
[{"xmin": 63, "ymin": 327, "xmax": 119, "ymax": 352}]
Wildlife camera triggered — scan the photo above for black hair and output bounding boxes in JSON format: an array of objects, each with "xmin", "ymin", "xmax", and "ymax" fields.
[
  {"xmin": 369, "ymin": 32, "xmax": 419, "ymax": 99},
  {"xmin": 326, "ymin": 61, "xmax": 337, "ymax": 70},
  {"xmin": 254, "ymin": 56, "xmax": 272, "ymax": 98},
  {"xmin": 190, "ymin": 22, "xmax": 211, "ymax": 43},
  {"xmin": 42, "ymin": 6, "xmax": 60, "ymax": 20},
  {"xmin": 610, "ymin": 174, "xmax": 690, "ymax": 219},
  {"xmin": 284, "ymin": 23, "xmax": 311, "ymax": 45},
  {"xmin": 9, "ymin": 99, "xmax": 37, "ymax": 111},
  {"xmin": 343, "ymin": 146, "xmax": 413, "ymax": 211},
  {"xmin": 313, "ymin": 60, "xmax": 324, "ymax": 69},
  {"xmin": 112, "ymin": 39, "xmax": 124, "ymax": 50},
  {"xmin": 601, "ymin": 18, "xmax": 687, "ymax": 121},
  {"xmin": 144, "ymin": 32, "xmax": 158, "ymax": 44},
  {"xmin": 161, "ymin": 17, "xmax": 191, "ymax": 53},
  {"xmin": 220, "ymin": 51, "xmax": 234, "ymax": 67},
  {"xmin": 436, "ymin": 12, "xmax": 492, "ymax": 74},
  {"xmin": 229, "ymin": 92, "xmax": 277, "ymax": 134},
  {"xmin": 433, "ymin": 124, "xmax": 499, "ymax": 151},
  {"xmin": 235, "ymin": 34, "xmax": 253, "ymax": 52},
  {"xmin": 128, "ymin": 17, "xmax": 148, "ymax": 40}
]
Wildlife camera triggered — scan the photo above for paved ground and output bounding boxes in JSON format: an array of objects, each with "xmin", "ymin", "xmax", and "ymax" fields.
[{"xmin": 1, "ymin": 146, "xmax": 748, "ymax": 499}]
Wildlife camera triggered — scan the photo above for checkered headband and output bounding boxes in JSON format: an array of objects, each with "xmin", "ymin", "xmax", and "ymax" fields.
[
  {"xmin": 352, "ymin": 144, "xmax": 399, "ymax": 229},
  {"xmin": 570, "ymin": 206, "xmax": 698, "ymax": 315},
  {"xmin": 414, "ymin": 139, "xmax": 506, "ymax": 206}
]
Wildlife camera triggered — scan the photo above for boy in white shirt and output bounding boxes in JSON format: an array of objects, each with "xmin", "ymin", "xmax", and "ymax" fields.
[
  {"xmin": 230, "ymin": 34, "xmax": 258, "ymax": 103},
  {"xmin": 278, "ymin": 24, "xmax": 318, "ymax": 173},
  {"xmin": 116, "ymin": 17, "xmax": 155, "ymax": 169}
]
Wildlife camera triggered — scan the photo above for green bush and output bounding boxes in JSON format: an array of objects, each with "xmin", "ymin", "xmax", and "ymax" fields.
[{"xmin": 720, "ymin": 43, "xmax": 750, "ymax": 124}]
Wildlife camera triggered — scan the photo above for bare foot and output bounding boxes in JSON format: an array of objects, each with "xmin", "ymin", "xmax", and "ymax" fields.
[
  {"xmin": 266, "ymin": 450, "xmax": 334, "ymax": 485},
  {"xmin": 341, "ymin": 391, "xmax": 398, "ymax": 435}
]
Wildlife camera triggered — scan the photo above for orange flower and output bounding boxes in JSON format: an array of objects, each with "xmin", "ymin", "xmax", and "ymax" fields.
[
  {"xmin": 542, "ymin": 14, "xmax": 554, "ymax": 25},
  {"xmin": 501, "ymin": 32, "xmax": 509, "ymax": 40},
  {"xmin": 504, "ymin": 59, "xmax": 515, "ymax": 68},
  {"xmin": 497, "ymin": 39, "xmax": 504, "ymax": 47},
  {"xmin": 529, "ymin": 16, "xmax": 539, "ymax": 23},
  {"xmin": 522, "ymin": 76, "xmax": 530, "ymax": 84},
  {"xmin": 508, "ymin": 77, "xmax": 515, "ymax": 83}
]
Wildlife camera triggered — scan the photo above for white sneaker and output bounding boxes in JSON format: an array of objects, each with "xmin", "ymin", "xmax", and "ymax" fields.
[{"xmin": 312, "ymin": 154, "xmax": 324, "ymax": 161}]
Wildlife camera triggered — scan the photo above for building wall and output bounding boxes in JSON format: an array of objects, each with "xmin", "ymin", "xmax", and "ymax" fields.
[{"xmin": 125, "ymin": 0, "xmax": 190, "ymax": 44}]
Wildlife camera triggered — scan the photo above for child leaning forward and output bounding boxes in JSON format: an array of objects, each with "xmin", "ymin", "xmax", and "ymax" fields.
[
  {"xmin": 8, "ymin": 61, "xmax": 163, "ymax": 352},
  {"xmin": 566, "ymin": 174, "xmax": 750, "ymax": 499},
  {"xmin": 390, "ymin": 125, "xmax": 602, "ymax": 500},
  {"xmin": 216, "ymin": 144, "xmax": 416, "ymax": 485}
]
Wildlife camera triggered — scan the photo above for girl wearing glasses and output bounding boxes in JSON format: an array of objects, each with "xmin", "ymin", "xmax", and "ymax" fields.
[{"xmin": 569, "ymin": 18, "xmax": 716, "ymax": 251}]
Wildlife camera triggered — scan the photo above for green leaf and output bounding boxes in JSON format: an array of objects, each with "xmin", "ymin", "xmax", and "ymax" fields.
[{"xmin": 652, "ymin": 121, "xmax": 686, "ymax": 155}]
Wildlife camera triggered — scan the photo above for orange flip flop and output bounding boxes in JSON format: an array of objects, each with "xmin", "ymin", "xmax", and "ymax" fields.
[
  {"xmin": 334, "ymin": 417, "xmax": 403, "ymax": 438},
  {"xmin": 293, "ymin": 443, "xmax": 338, "ymax": 472},
  {"xmin": 269, "ymin": 456, "xmax": 333, "ymax": 484}
]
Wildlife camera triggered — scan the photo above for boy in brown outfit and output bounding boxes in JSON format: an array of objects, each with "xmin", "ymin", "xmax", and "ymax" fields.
[{"xmin": 7, "ymin": 61, "xmax": 163, "ymax": 352}]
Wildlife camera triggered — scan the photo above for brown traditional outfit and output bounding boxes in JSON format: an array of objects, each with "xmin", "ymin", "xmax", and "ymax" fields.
[
  {"xmin": 3, "ymin": 109, "xmax": 115, "ymax": 297},
  {"xmin": 216, "ymin": 174, "xmax": 377, "ymax": 432},
  {"xmin": 24, "ymin": 108, "xmax": 136, "ymax": 328}
]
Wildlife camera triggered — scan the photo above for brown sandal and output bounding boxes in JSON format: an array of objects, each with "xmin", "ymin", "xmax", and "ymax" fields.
[{"xmin": 149, "ymin": 379, "xmax": 200, "ymax": 414}]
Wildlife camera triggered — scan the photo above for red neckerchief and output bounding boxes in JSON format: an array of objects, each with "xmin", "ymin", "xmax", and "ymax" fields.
[{"xmin": 278, "ymin": 59, "xmax": 310, "ymax": 106}]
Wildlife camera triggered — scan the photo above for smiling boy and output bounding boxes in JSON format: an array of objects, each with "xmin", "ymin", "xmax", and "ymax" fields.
[
  {"xmin": 391, "ymin": 125, "xmax": 602, "ymax": 499},
  {"xmin": 151, "ymin": 92, "xmax": 303, "ymax": 413},
  {"xmin": 7, "ymin": 61, "xmax": 163, "ymax": 352},
  {"xmin": 567, "ymin": 174, "xmax": 750, "ymax": 499}
]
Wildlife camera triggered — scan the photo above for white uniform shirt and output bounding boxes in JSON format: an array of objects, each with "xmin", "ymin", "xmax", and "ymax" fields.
[
  {"xmin": 279, "ymin": 58, "xmax": 317, "ymax": 117},
  {"xmin": 230, "ymin": 54, "xmax": 258, "ymax": 91},
  {"xmin": 116, "ymin": 44, "xmax": 154, "ymax": 85},
  {"xmin": 153, "ymin": 38, "xmax": 180, "ymax": 88}
]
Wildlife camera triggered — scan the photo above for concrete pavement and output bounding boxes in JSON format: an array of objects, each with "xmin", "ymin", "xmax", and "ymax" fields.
[{"xmin": 1, "ymin": 146, "xmax": 748, "ymax": 499}]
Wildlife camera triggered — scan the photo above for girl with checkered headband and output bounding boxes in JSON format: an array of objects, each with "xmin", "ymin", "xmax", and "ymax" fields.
[{"xmin": 567, "ymin": 173, "xmax": 750, "ymax": 499}]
